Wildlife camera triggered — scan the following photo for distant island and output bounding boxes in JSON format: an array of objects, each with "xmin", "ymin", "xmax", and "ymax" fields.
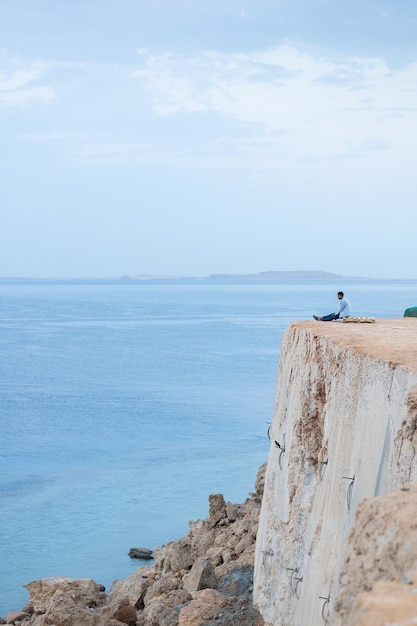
[
  {"xmin": 122, "ymin": 270, "xmax": 367, "ymax": 282},
  {"xmin": 6, "ymin": 271, "xmax": 410, "ymax": 283}
]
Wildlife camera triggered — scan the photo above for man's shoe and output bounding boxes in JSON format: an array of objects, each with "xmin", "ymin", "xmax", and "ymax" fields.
[{"xmin": 313, "ymin": 315, "xmax": 319, "ymax": 320}]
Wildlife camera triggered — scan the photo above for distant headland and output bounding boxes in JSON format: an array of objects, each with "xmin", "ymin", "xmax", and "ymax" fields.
[
  {"xmin": 4, "ymin": 271, "xmax": 413, "ymax": 283},
  {"xmin": 121, "ymin": 270, "xmax": 367, "ymax": 282}
]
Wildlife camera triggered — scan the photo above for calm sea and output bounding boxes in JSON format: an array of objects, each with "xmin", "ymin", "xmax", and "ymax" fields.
[{"xmin": 0, "ymin": 278, "xmax": 416, "ymax": 615}]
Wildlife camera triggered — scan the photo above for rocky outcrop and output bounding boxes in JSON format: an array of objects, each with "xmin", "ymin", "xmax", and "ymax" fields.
[
  {"xmin": 2, "ymin": 465, "xmax": 266, "ymax": 626},
  {"xmin": 254, "ymin": 319, "xmax": 417, "ymax": 626},
  {"xmin": 335, "ymin": 482, "xmax": 417, "ymax": 624},
  {"xmin": 23, "ymin": 577, "xmax": 107, "ymax": 613},
  {"xmin": 344, "ymin": 576, "xmax": 417, "ymax": 625}
]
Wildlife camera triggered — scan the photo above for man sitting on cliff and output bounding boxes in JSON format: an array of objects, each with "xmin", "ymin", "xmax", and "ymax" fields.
[{"xmin": 313, "ymin": 291, "xmax": 351, "ymax": 322}]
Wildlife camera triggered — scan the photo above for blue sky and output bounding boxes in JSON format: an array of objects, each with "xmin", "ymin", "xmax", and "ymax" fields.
[{"xmin": 1, "ymin": 0, "xmax": 417, "ymax": 278}]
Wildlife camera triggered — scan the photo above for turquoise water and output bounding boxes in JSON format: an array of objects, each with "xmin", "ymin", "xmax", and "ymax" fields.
[{"xmin": 0, "ymin": 279, "xmax": 415, "ymax": 615}]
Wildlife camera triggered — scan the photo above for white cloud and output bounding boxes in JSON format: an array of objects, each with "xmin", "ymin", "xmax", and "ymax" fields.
[
  {"xmin": 131, "ymin": 44, "xmax": 417, "ymax": 168},
  {"xmin": 78, "ymin": 142, "xmax": 155, "ymax": 162},
  {"xmin": 0, "ymin": 86, "xmax": 55, "ymax": 106},
  {"xmin": 17, "ymin": 131, "xmax": 89, "ymax": 141},
  {"xmin": 0, "ymin": 60, "xmax": 55, "ymax": 107}
]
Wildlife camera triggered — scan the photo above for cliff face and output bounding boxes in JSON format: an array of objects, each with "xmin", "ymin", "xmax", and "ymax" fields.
[{"xmin": 253, "ymin": 319, "xmax": 417, "ymax": 626}]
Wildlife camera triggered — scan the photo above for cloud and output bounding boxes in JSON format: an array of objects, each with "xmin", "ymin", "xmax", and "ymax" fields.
[
  {"xmin": 0, "ymin": 59, "xmax": 55, "ymax": 107},
  {"xmin": 131, "ymin": 44, "xmax": 417, "ymax": 167},
  {"xmin": 17, "ymin": 131, "xmax": 89, "ymax": 141},
  {"xmin": 5, "ymin": 44, "xmax": 416, "ymax": 180},
  {"xmin": 79, "ymin": 142, "xmax": 153, "ymax": 159}
]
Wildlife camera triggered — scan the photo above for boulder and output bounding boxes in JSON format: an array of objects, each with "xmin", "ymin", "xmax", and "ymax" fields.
[
  {"xmin": 101, "ymin": 597, "xmax": 136, "ymax": 626},
  {"xmin": 183, "ymin": 558, "xmax": 217, "ymax": 594},
  {"xmin": 41, "ymin": 590, "xmax": 124, "ymax": 626},
  {"xmin": 207, "ymin": 494, "xmax": 226, "ymax": 528},
  {"xmin": 218, "ymin": 567, "xmax": 254, "ymax": 597},
  {"xmin": 128, "ymin": 548, "xmax": 153, "ymax": 560},
  {"xmin": 143, "ymin": 576, "xmax": 184, "ymax": 605},
  {"xmin": 24, "ymin": 577, "xmax": 106, "ymax": 613},
  {"xmin": 108, "ymin": 569, "xmax": 152, "ymax": 610},
  {"xmin": 178, "ymin": 589, "xmax": 232, "ymax": 626},
  {"xmin": 140, "ymin": 589, "xmax": 191, "ymax": 626},
  {"xmin": 153, "ymin": 536, "xmax": 193, "ymax": 576},
  {"xmin": 5, "ymin": 611, "xmax": 31, "ymax": 624}
]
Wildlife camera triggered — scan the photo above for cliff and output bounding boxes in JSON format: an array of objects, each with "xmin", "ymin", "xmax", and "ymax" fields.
[
  {"xmin": 5, "ymin": 318, "xmax": 417, "ymax": 626},
  {"xmin": 254, "ymin": 318, "xmax": 417, "ymax": 626}
]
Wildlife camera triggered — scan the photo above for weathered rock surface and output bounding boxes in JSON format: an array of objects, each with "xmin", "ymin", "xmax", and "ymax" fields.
[
  {"xmin": 254, "ymin": 319, "xmax": 417, "ymax": 626},
  {"xmin": 183, "ymin": 558, "xmax": 217, "ymax": 594},
  {"xmin": 24, "ymin": 577, "xmax": 107, "ymax": 612},
  {"xmin": 40, "ymin": 589, "xmax": 125, "ymax": 626},
  {"xmin": 2, "ymin": 465, "xmax": 266, "ymax": 626},
  {"xmin": 345, "ymin": 578, "xmax": 417, "ymax": 626}
]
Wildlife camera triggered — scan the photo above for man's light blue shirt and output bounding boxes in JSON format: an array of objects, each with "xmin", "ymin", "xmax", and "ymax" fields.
[{"xmin": 338, "ymin": 297, "xmax": 351, "ymax": 318}]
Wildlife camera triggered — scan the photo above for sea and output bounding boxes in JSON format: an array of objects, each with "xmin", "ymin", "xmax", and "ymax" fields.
[{"xmin": 0, "ymin": 277, "xmax": 416, "ymax": 616}]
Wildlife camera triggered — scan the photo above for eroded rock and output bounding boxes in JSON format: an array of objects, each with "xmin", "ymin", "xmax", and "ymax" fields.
[
  {"xmin": 108, "ymin": 569, "xmax": 152, "ymax": 610},
  {"xmin": 24, "ymin": 577, "xmax": 106, "ymax": 613},
  {"xmin": 345, "ymin": 578, "xmax": 417, "ymax": 626},
  {"xmin": 41, "ymin": 590, "xmax": 123, "ymax": 626},
  {"xmin": 183, "ymin": 558, "xmax": 217, "ymax": 594},
  {"xmin": 335, "ymin": 483, "xmax": 417, "ymax": 624}
]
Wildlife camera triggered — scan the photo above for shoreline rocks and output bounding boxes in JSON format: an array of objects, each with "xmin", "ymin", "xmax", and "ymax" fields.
[{"xmin": 2, "ymin": 464, "xmax": 266, "ymax": 626}]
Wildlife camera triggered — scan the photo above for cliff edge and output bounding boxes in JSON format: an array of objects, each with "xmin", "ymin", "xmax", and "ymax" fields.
[{"xmin": 254, "ymin": 318, "xmax": 417, "ymax": 626}]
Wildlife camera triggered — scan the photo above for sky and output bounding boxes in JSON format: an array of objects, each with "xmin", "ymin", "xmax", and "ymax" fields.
[{"xmin": 1, "ymin": 0, "xmax": 417, "ymax": 279}]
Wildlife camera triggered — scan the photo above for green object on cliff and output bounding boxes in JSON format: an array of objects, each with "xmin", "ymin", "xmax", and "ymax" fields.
[{"xmin": 404, "ymin": 307, "xmax": 417, "ymax": 317}]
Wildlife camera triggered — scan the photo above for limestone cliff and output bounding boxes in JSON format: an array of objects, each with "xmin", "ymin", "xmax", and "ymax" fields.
[{"xmin": 254, "ymin": 318, "xmax": 417, "ymax": 626}]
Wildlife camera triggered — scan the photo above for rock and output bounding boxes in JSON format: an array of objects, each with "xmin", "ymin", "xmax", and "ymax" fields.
[
  {"xmin": 183, "ymin": 558, "xmax": 217, "ymax": 594},
  {"xmin": 5, "ymin": 611, "xmax": 31, "ymax": 624},
  {"xmin": 140, "ymin": 589, "xmax": 191, "ymax": 626},
  {"xmin": 345, "ymin": 579, "xmax": 417, "ymax": 626},
  {"xmin": 153, "ymin": 536, "xmax": 193, "ymax": 576},
  {"xmin": 24, "ymin": 577, "xmax": 106, "ymax": 613},
  {"xmin": 101, "ymin": 597, "xmax": 136, "ymax": 626},
  {"xmin": 178, "ymin": 589, "xmax": 231, "ymax": 626},
  {"xmin": 207, "ymin": 494, "xmax": 226, "ymax": 528},
  {"xmin": 335, "ymin": 483, "xmax": 417, "ymax": 623},
  {"xmin": 190, "ymin": 527, "xmax": 215, "ymax": 556},
  {"xmin": 253, "ymin": 464, "xmax": 267, "ymax": 500},
  {"xmin": 206, "ymin": 546, "xmax": 223, "ymax": 566},
  {"xmin": 108, "ymin": 569, "xmax": 152, "ymax": 610},
  {"xmin": 234, "ymin": 533, "xmax": 253, "ymax": 556},
  {"xmin": 225, "ymin": 502, "xmax": 238, "ymax": 522},
  {"xmin": 218, "ymin": 567, "xmax": 254, "ymax": 597},
  {"xmin": 128, "ymin": 548, "xmax": 153, "ymax": 560},
  {"xmin": 41, "ymin": 590, "xmax": 123, "ymax": 626},
  {"xmin": 143, "ymin": 576, "xmax": 183, "ymax": 604}
]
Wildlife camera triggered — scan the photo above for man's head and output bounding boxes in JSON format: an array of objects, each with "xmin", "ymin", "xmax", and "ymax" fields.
[{"xmin": 337, "ymin": 291, "xmax": 344, "ymax": 299}]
